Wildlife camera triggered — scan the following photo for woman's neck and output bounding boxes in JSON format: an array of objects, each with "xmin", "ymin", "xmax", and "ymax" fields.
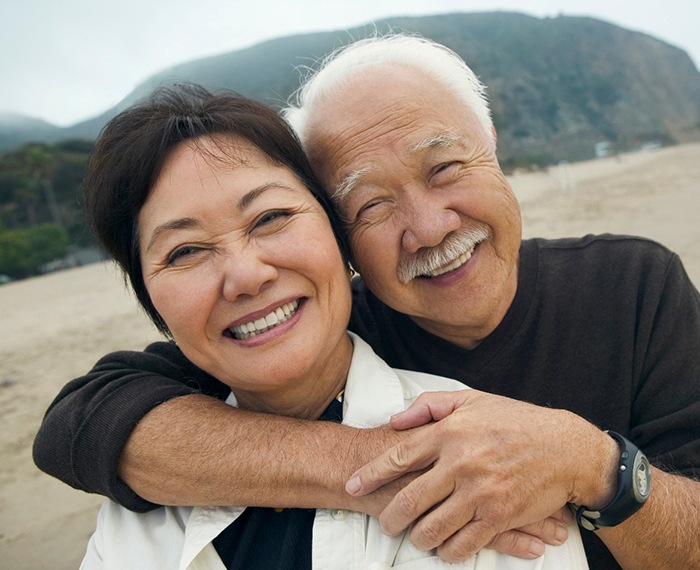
[{"xmin": 232, "ymin": 333, "xmax": 354, "ymax": 420}]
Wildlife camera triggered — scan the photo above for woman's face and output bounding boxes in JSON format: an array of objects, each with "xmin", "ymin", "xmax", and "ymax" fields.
[{"xmin": 138, "ymin": 136, "xmax": 353, "ymax": 417}]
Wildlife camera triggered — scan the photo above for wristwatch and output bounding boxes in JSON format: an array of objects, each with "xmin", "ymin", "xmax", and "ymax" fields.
[{"xmin": 575, "ymin": 431, "xmax": 652, "ymax": 531}]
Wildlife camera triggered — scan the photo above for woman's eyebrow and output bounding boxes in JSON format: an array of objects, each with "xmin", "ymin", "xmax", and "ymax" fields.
[
  {"xmin": 146, "ymin": 217, "xmax": 198, "ymax": 253},
  {"xmin": 146, "ymin": 183, "xmax": 299, "ymax": 253},
  {"xmin": 236, "ymin": 182, "xmax": 297, "ymax": 210}
]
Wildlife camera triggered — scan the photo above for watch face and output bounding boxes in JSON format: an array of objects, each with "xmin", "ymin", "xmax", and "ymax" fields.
[{"xmin": 633, "ymin": 453, "xmax": 652, "ymax": 501}]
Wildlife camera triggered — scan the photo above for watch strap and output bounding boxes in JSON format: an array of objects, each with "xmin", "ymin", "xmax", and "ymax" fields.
[{"xmin": 576, "ymin": 431, "xmax": 651, "ymax": 531}]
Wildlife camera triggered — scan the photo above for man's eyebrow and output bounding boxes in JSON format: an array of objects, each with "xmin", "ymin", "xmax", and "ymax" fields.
[
  {"xmin": 330, "ymin": 133, "xmax": 463, "ymax": 205},
  {"xmin": 410, "ymin": 131, "xmax": 462, "ymax": 153},
  {"xmin": 331, "ymin": 167, "xmax": 370, "ymax": 205}
]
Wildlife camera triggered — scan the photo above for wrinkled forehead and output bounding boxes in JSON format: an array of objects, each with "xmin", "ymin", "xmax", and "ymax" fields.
[
  {"xmin": 306, "ymin": 64, "xmax": 487, "ymax": 159},
  {"xmin": 305, "ymin": 81, "xmax": 488, "ymax": 196},
  {"xmin": 330, "ymin": 130, "xmax": 465, "ymax": 203}
]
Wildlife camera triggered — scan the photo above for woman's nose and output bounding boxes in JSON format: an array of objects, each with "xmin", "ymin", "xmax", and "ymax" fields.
[{"xmin": 221, "ymin": 248, "xmax": 278, "ymax": 301}]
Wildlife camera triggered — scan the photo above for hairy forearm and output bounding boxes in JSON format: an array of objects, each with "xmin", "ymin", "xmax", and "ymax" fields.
[
  {"xmin": 598, "ymin": 469, "xmax": 700, "ymax": 569},
  {"xmin": 118, "ymin": 394, "xmax": 404, "ymax": 514}
]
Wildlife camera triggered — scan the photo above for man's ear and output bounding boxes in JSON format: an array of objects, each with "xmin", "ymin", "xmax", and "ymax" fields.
[{"xmin": 491, "ymin": 126, "xmax": 498, "ymax": 143}]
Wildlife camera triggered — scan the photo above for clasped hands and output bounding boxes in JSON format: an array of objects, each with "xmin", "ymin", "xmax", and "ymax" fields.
[{"xmin": 346, "ymin": 390, "xmax": 601, "ymax": 563}]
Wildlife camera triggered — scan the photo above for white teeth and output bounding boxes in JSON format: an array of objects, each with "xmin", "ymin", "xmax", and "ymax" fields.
[
  {"xmin": 427, "ymin": 251, "xmax": 472, "ymax": 277},
  {"xmin": 229, "ymin": 300, "xmax": 300, "ymax": 340}
]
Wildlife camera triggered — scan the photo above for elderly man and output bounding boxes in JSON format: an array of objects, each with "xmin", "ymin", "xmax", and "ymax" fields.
[{"xmin": 34, "ymin": 36, "xmax": 700, "ymax": 569}]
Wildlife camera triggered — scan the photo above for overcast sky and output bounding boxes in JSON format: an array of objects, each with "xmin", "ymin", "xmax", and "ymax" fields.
[{"xmin": 2, "ymin": 0, "xmax": 698, "ymax": 127}]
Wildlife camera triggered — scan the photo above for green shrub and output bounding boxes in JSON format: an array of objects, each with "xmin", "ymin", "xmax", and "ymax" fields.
[{"xmin": 0, "ymin": 223, "xmax": 69, "ymax": 278}]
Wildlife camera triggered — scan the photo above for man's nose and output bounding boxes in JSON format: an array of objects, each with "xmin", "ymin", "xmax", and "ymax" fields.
[
  {"xmin": 400, "ymin": 195, "xmax": 461, "ymax": 254},
  {"xmin": 221, "ymin": 248, "xmax": 278, "ymax": 301}
]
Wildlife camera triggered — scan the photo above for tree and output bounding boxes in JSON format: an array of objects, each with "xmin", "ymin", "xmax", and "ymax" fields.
[
  {"xmin": 27, "ymin": 144, "xmax": 62, "ymax": 226},
  {"xmin": 0, "ymin": 140, "xmax": 94, "ymax": 253},
  {"xmin": 0, "ymin": 223, "xmax": 69, "ymax": 278}
]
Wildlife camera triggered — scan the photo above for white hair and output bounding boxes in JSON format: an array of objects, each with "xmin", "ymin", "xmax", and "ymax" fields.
[{"xmin": 283, "ymin": 34, "xmax": 494, "ymax": 146}]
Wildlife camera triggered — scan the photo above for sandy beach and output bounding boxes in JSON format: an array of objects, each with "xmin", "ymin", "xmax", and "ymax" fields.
[{"xmin": 1, "ymin": 142, "xmax": 699, "ymax": 569}]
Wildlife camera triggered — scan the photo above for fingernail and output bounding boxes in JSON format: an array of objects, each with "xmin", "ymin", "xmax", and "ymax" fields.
[
  {"xmin": 555, "ymin": 524, "xmax": 568, "ymax": 543},
  {"xmin": 529, "ymin": 540, "xmax": 546, "ymax": 557},
  {"xmin": 345, "ymin": 475, "xmax": 361, "ymax": 495}
]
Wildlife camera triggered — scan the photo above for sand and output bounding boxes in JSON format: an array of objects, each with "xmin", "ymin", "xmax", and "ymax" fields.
[{"xmin": 1, "ymin": 142, "xmax": 699, "ymax": 569}]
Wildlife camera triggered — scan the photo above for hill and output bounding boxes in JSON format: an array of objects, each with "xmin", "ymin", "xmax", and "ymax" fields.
[
  {"xmin": 2, "ymin": 12, "xmax": 700, "ymax": 167},
  {"xmin": 0, "ymin": 113, "xmax": 63, "ymax": 150}
]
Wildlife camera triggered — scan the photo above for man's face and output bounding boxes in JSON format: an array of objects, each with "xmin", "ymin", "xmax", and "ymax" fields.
[{"xmin": 305, "ymin": 65, "xmax": 522, "ymax": 347}]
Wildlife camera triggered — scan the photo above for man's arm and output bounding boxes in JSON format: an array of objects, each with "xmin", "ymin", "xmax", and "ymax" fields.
[
  {"xmin": 34, "ymin": 344, "xmax": 569, "ymax": 559},
  {"xmin": 117, "ymin": 393, "xmax": 402, "ymax": 514},
  {"xmin": 32, "ymin": 340, "xmax": 401, "ymax": 514},
  {"xmin": 118, "ymin": 387, "xmax": 573, "ymax": 559},
  {"xmin": 32, "ymin": 341, "xmax": 221, "ymax": 511},
  {"xmin": 598, "ymin": 468, "xmax": 700, "ymax": 569},
  {"xmin": 345, "ymin": 390, "xmax": 700, "ymax": 568}
]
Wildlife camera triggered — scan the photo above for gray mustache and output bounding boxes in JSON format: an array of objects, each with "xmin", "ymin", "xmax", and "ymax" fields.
[{"xmin": 397, "ymin": 225, "xmax": 490, "ymax": 283}]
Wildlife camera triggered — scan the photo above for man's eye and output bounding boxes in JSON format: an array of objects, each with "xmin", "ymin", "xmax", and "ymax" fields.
[
  {"xmin": 431, "ymin": 162, "xmax": 460, "ymax": 182},
  {"xmin": 356, "ymin": 200, "xmax": 385, "ymax": 219}
]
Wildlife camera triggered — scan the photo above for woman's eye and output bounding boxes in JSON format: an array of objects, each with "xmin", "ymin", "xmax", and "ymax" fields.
[
  {"xmin": 254, "ymin": 210, "xmax": 292, "ymax": 228},
  {"xmin": 166, "ymin": 246, "xmax": 199, "ymax": 266}
]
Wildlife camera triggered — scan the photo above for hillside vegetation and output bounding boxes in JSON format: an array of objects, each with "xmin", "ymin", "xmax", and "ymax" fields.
[
  {"xmin": 3, "ymin": 12, "xmax": 699, "ymax": 163},
  {"xmin": 2, "ymin": 12, "xmax": 700, "ymax": 277}
]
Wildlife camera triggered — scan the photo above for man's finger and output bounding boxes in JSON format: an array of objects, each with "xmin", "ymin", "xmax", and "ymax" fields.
[
  {"xmin": 378, "ymin": 471, "xmax": 456, "ymax": 537},
  {"xmin": 483, "ymin": 514, "xmax": 571, "ymax": 559},
  {"xmin": 485, "ymin": 530, "xmax": 547, "ymax": 559},
  {"xmin": 390, "ymin": 390, "xmax": 472, "ymax": 430},
  {"xmin": 345, "ymin": 433, "xmax": 437, "ymax": 496},
  {"xmin": 434, "ymin": 517, "xmax": 497, "ymax": 563},
  {"xmin": 403, "ymin": 488, "xmax": 475, "ymax": 550},
  {"xmin": 389, "ymin": 402, "xmax": 438, "ymax": 430},
  {"xmin": 505, "ymin": 517, "xmax": 569, "ymax": 547}
]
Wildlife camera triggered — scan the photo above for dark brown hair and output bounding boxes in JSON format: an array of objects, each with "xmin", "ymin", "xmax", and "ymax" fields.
[{"xmin": 83, "ymin": 84, "xmax": 350, "ymax": 335}]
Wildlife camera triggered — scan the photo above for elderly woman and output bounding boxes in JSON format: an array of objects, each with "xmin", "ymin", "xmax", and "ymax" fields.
[{"xmin": 78, "ymin": 85, "xmax": 587, "ymax": 569}]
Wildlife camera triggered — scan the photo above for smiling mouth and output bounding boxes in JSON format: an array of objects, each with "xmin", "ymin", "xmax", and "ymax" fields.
[
  {"xmin": 420, "ymin": 242, "xmax": 481, "ymax": 279},
  {"xmin": 424, "ymin": 249, "xmax": 473, "ymax": 278},
  {"xmin": 226, "ymin": 300, "xmax": 300, "ymax": 340}
]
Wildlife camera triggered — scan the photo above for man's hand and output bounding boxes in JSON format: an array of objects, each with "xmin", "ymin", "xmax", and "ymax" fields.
[
  {"xmin": 484, "ymin": 507, "xmax": 572, "ymax": 559},
  {"xmin": 345, "ymin": 389, "xmax": 618, "ymax": 562}
]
